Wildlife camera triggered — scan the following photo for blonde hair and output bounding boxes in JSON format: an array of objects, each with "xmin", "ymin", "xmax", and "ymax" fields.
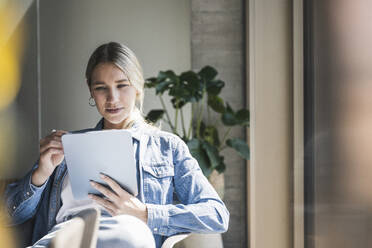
[{"xmin": 85, "ymin": 42, "xmax": 146, "ymax": 128}]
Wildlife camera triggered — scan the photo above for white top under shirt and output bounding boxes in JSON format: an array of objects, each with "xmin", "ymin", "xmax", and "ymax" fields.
[{"xmin": 55, "ymin": 173, "xmax": 104, "ymax": 223}]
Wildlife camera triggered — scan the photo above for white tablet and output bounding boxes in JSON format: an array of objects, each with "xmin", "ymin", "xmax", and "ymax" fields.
[{"xmin": 61, "ymin": 129, "xmax": 138, "ymax": 200}]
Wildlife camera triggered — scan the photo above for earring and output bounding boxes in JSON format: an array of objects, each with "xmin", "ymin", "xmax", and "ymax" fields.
[{"xmin": 89, "ymin": 97, "xmax": 96, "ymax": 107}]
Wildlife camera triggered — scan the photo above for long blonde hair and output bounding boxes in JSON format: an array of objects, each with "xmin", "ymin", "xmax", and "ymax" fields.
[{"xmin": 85, "ymin": 42, "xmax": 146, "ymax": 128}]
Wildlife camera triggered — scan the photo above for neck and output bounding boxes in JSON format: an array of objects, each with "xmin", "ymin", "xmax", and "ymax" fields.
[{"xmin": 103, "ymin": 118, "xmax": 132, "ymax": 130}]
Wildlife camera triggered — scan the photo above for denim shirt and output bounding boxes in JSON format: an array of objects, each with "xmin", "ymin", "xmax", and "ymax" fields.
[{"xmin": 5, "ymin": 119, "xmax": 229, "ymax": 247}]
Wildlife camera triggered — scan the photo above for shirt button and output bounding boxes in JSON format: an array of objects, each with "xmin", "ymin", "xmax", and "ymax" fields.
[
  {"xmin": 26, "ymin": 192, "xmax": 30, "ymax": 196},
  {"xmin": 153, "ymin": 228, "xmax": 158, "ymax": 232},
  {"xmin": 12, "ymin": 206, "xmax": 16, "ymax": 210}
]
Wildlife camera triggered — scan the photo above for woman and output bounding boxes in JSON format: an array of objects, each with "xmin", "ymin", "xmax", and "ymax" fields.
[{"xmin": 5, "ymin": 42, "xmax": 229, "ymax": 248}]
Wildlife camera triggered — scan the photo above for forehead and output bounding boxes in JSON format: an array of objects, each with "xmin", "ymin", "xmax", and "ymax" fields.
[{"xmin": 91, "ymin": 62, "xmax": 128, "ymax": 82}]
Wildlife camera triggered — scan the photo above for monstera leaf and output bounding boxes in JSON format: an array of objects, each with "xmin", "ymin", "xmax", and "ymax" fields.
[
  {"xmin": 187, "ymin": 139, "xmax": 213, "ymax": 177},
  {"xmin": 207, "ymin": 95, "xmax": 225, "ymax": 113},
  {"xmin": 226, "ymin": 138, "xmax": 250, "ymax": 160},
  {"xmin": 222, "ymin": 103, "xmax": 249, "ymax": 126},
  {"xmin": 145, "ymin": 110, "xmax": 164, "ymax": 123},
  {"xmin": 198, "ymin": 66, "xmax": 218, "ymax": 82}
]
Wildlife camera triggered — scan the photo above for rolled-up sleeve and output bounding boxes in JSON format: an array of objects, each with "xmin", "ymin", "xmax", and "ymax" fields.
[{"xmin": 146, "ymin": 137, "xmax": 229, "ymax": 236}]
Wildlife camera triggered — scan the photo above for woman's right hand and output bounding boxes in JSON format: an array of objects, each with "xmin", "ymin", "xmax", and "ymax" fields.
[{"xmin": 31, "ymin": 130, "xmax": 68, "ymax": 186}]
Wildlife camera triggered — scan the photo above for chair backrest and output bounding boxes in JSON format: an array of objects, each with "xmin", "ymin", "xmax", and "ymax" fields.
[
  {"xmin": 49, "ymin": 217, "xmax": 85, "ymax": 248},
  {"xmin": 49, "ymin": 207, "xmax": 100, "ymax": 248},
  {"xmin": 74, "ymin": 208, "xmax": 101, "ymax": 248}
]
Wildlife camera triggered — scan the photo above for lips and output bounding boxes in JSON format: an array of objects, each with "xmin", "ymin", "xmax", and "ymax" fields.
[{"xmin": 105, "ymin": 107, "xmax": 124, "ymax": 114}]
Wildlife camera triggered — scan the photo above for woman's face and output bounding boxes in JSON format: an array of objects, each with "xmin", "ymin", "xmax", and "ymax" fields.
[{"xmin": 90, "ymin": 62, "xmax": 138, "ymax": 129}]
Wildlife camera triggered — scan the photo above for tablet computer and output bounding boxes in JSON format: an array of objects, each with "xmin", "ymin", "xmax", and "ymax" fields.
[{"xmin": 61, "ymin": 129, "xmax": 138, "ymax": 200}]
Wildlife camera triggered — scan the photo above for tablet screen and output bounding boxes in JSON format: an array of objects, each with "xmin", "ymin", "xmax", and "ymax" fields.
[{"xmin": 61, "ymin": 129, "xmax": 138, "ymax": 200}]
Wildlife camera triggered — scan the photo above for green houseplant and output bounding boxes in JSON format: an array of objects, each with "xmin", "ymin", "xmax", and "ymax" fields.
[{"xmin": 144, "ymin": 66, "xmax": 249, "ymax": 180}]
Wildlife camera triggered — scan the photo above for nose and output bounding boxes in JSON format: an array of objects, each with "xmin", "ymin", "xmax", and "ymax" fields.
[{"xmin": 107, "ymin": 88, "xmax": 119, "ymax": 103}]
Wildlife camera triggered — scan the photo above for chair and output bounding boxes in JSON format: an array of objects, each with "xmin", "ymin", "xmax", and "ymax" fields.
[
  {"xmin": 49, "ymin": 207, "xmax": 188, "ymax": 248},
  {"xmin": 49, "ymin": 208, "xmax": 100, "ymax": 248},
  {"xmin": 1, "ymin": 180, "xmax": 189, "ymax": 248}
]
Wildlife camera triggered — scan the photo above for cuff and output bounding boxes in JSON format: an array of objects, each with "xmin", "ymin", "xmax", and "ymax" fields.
[
  {"xmin": 29, "ymin": 172, "xmax": 48, "ymax": 193},
  {"xmin": 146, "ymin": 203, "xmax": 169, "ymax": 235},
  {"xmin": 6, "ymin": 161, "xmax": 47, "ymax": 216}
]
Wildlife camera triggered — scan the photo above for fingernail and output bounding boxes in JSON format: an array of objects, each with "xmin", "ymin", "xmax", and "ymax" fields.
[
  {"xmin": 89, "ymin": 180, "xmax": 95, "ymax": 186},
  {"xmin": 99, "ymin": 173, "xmax": 106, "ymax": 179}
]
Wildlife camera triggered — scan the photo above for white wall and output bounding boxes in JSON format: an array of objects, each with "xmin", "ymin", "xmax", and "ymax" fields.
[
  {"xmin": 40, "ymin": 0, "xmax": 191, "ymax": 135},
  {"xmin": 4, "ymin": 0, "xmax": 191, "ymax": 178}
]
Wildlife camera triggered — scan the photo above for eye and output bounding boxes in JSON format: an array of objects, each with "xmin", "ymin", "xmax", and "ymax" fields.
[
  {"xmin": 94, "ymin": 86, "xmax": 106, "ymax": 91},
  {"xmin": 118, "ymin": 84, "xmax": 129, "ymax": 89}
]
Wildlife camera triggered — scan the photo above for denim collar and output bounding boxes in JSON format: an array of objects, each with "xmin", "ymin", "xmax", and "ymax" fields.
[{"xmin": 94, "ymin": 118, "xmax": 142, "ymax": 141}]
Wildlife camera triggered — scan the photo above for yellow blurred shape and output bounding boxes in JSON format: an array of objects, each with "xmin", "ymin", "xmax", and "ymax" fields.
[
  {"xmin": 0, "ymin": 210, "xmax": 15, "ymax": 248},
  {"xmin": 0, "ymin": 113, "xmax": 16, "ymax": 176},
  {"xmin": 0, "ymin": 3, "xmax": 21, "ymax": 247},
  {"xmin": 0, "ymin": 6, "xmax": 21, "ymax": 111}
]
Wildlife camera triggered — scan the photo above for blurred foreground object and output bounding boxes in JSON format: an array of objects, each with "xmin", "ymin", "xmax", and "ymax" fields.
[
  {"xmin": 0, "ymin": 213, "xmax": 15, "ymax": 248},
  {"xmin": 306, "ymin": 0, "xmax": 372, "ymax": 247},
  {"xmin": 0, "ymin": 0, "xmax": 24, "ymax": 175},
  {"xmin": 0, "ymin": 0, "xmax": 24, "ymax": 247},
  {"xmin": 0, "ymin": 2, "xmax": 23, "ymax": 111}
]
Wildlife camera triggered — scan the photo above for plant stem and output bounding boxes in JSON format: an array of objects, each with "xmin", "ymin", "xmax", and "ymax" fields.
[
  {"xmin": 180, "ymin": 107, "xmax": 186, "ymax": 138},
  {"xmin": 187, "ymin": 103, "xmax": 194, "ymax": 139},
  {"xmin": 219, "ymin": 126, "xmax": 233, "ymax": 150},
  {"xmin": 207, "ymin": 103, "xmax": 211, "ymax": 124},
  {"xmin": 196, "ymin": 101, "xmax": 204, "ymax": 138},
  {"xmin": 159, "ymin": 95, "xmax": 176, "ymax": 132},
  {"xmin": 175, "ymin": 108, "xmax": 179, "ymax": 134},
  {"xmin": 196, "ymin": 86, "xmax": 206, "ymax": 139}
]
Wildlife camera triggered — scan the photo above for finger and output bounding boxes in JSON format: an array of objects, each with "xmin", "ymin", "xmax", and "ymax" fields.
[
  {"xmin": 53, "ymin": 130, "xmax": 68, "ymax": 136},
  {"xmin": 99, "ymin": 173, "xmax": 125, "ymax": 196},
  {"xmin": 40, "ymin": 147, "xmax": 63, "ymax": 159},
  {"xmin": 40, "ymin": 133, "xmax": 63, "ymax": 148},
  {"xmin": 40, "ymin": 140, "xmax": 63, "ymax": 154},
  {"xmin": 88, "ymin": 194, "xmax": 116, "ymax": 213},
  {"xmin": 50, "ymin": 132, "xmax": 67, "ymax": 139},
  {"xmin": 52, "ymin": 135, "xmax": 62, "ymax": 142},
  {"xmin": 90, "ymin": 181, "xmax": 120, "ymax": 203},
  {"xmin": 48, "ymin": 130, "xmax": 67, "ymax": 140}
]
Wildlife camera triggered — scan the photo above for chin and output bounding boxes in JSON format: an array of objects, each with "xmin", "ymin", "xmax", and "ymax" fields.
[{"xmin": 104, "ymin": 114, "xmax": 129, "ymax": 126}]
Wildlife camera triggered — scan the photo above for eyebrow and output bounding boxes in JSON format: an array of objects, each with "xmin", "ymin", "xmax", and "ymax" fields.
[
  {"xmin": 115, "ymin": 79, "xmax": 129, "ymax": 83},
  {"xmin": 91, "ymin": 79, "xmax": 129, "ymax": 85}
]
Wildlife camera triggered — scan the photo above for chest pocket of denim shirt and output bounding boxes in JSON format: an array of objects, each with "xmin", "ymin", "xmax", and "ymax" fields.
[{"xmin": 142, "ymin": 162, "xmax": 174, "ymax": 204}]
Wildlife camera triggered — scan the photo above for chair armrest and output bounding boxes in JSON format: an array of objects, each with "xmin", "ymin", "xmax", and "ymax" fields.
[{"xmin": 161, "ymin": 234, "xmax": 190, "ymax": 248}]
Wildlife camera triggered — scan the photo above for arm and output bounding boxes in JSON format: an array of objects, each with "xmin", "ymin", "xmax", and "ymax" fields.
[
  {"xmin": 146, "ymin": 137, "xmax": 230, "ymax": 236},
  {"xmin": 5, "ymin": 129, "xmax": 67, "ymax": 225},
  {"xmin": 4, "ymin": 162, "xmax": 49, "ymax": 225}
]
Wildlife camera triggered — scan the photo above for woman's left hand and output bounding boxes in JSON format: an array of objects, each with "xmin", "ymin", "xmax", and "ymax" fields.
[{"xmin": 88, "ymin": 173, "xmax": 148, "ymax": 223}]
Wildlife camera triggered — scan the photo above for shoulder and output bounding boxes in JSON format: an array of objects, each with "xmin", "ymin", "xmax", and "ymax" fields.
[{"xmin": 140, "ymin": 124, "xmax": 184, "ymax": 147}]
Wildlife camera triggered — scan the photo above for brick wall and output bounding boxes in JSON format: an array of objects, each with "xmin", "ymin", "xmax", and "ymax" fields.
[{"xmin": 191, "ymin": 0, "xmax": 247, "ymax": 247}]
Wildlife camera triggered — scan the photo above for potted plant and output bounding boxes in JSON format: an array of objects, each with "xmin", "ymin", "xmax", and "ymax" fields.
[{"xmin": 144, "ymin": 66, "xmax": 249, "ymax": 198}]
